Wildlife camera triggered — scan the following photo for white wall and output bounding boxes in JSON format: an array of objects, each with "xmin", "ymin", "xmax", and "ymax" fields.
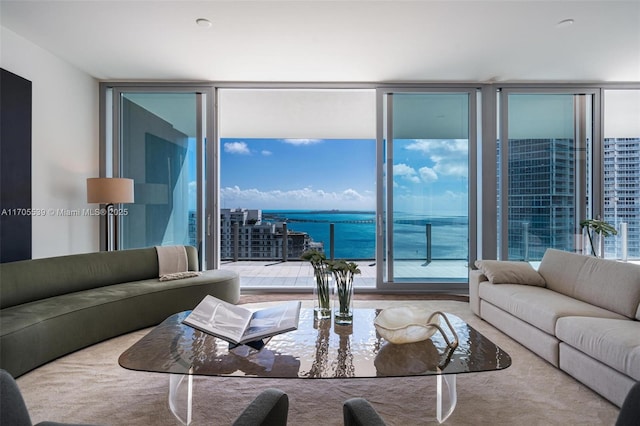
[{"xmin": 1, "ymin": 27, "xmax": 99, "ymax": 258}]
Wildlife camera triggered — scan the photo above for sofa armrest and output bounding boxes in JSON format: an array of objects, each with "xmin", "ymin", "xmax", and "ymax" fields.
[{"xmin": 469, "ymin": 270, "xmax": 487, "ymax": 316}]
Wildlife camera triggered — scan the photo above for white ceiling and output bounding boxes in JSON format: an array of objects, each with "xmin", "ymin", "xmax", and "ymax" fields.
[{"xmin": 1, "ymin": 0, "xmax": 639, "ymax": 83}]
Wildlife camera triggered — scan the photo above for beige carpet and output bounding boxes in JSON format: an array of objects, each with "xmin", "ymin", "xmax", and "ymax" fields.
[{"xmin": 16, "ymin": 299, "xmax": 619, "ymax": 426}]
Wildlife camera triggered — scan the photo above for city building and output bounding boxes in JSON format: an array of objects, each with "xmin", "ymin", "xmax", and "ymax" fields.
[
  {"xmin": 219, "ymin": 208, "xmax": 319, "ymax": 260},
  {"xmin": 604, "ymin": 137, "xmax": 640, "ymax": 258},
  {"xmin": 506, "ymin": 138, "xmax": 576, "ymax": 260}
]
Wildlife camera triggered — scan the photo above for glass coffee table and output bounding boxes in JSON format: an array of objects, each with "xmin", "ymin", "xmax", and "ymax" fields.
[{"xmin": 119, "ymin": 307, "xmax": 511, "ymax": 424}]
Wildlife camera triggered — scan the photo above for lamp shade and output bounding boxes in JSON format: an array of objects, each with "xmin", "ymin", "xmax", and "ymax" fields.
[{"xmin": 87, "ymin": 178, "xmax": 134, "ymax": 204}]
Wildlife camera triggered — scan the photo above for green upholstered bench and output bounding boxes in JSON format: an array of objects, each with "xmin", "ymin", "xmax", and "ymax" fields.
[{"xmin": 0, "ymin": 246, "xmax": 240, "ymax": 378}]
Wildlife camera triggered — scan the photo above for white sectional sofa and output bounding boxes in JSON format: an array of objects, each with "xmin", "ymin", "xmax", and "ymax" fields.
[{"xmin": 469, "ymin": 248, "xmax": 640, "ymax": 407}]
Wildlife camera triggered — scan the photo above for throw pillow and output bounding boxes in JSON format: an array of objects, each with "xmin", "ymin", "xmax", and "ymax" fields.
[{"xmin": 474, "ymin": 260, "xmax": 546, "ymax": 286}]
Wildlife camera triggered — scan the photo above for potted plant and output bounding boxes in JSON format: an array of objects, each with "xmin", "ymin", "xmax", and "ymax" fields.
[
  {"xmin": 328, "ymin": 259, "xmax": 361, "ymax": 325},
  {"xmin": 580, "ymin": 219, "xmax": 617, "ymax": 257},
  {"xmin": 301, "ymin": 250, "xmax": 332, "ymax": 320}
]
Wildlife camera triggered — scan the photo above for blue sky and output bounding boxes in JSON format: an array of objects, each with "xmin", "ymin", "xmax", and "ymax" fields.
[
  {"xmin": 391, "ymin": 139, "xmax": 469, "ymax": 216},
  {"xmin": 215, "ymin": 137, "xmax": 469, "ymax": 215},
  {"xmin": 220, "ymin": 138, "xmax": 376, "ymax": 210}
]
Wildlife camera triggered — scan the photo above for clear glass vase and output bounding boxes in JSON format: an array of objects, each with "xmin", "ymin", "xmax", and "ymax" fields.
[
  {"xmin": 334, "ymin": 278, "xmax": 354, "ymax": 325},
  {"xmin": 313, "ymin": 270, "xmax": 332, "ymax": 320}
]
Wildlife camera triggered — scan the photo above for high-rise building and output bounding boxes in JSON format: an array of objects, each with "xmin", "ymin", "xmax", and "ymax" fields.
[
  {"xmin": 503, "ymin": 136, "xmax": 639, "ymax": 261},
  {"xmin": 507, "ymin": 138, "xmax": 576, "ymax": 260},
  {"xmin": 219, "ymin": 208, "xmax": 317, "ymax": 260},
  {"xmin": 603, "ymin": 137, "xmax": 640, "ymax": 258}
]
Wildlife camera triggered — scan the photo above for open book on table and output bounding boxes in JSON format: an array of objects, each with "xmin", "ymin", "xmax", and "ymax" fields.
[{"xmin": 182, "ymin": 295, "xmax": 302, "ymax": 345}]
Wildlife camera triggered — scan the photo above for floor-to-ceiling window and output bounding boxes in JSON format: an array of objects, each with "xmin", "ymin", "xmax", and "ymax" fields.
[
  {"xmin": 497, "ymin": 90, "xmax": 597, "ymax": 261},
  {"xmin": 216, "ymin": 88, "xmax": 377, "ymax": 286},
  {"xmin": 102, "ymin": 83, "xmax": 639, "ymax": 289},
  {"xmin": 104, "ymin": 87, "xmax": 212, "ymax": 267},
  {"xmin": 377, "ymin": 89, "xmax": 476, "ymax": 291}
]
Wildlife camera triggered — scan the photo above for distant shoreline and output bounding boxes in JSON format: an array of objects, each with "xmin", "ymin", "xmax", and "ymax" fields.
[
  {"xmin": 265, "ymin": 209, "xmax": 374, "ymax": 215},
  {"xmin": 259, "ymin": 210, "xmax": 469, "ymax": 259},
  {"xmin": 264, "ymin": 209, "xmax": 467, "ymax": 218}
]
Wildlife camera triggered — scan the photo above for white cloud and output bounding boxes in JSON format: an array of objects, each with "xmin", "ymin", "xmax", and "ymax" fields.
[
  {"xmin": 220, "ymin": 185, "xmax": 374, "ymax": 210},
  {"xmin": 419, "ymin": 167, "xmax": 438, "ymax": 182},
  {"xmin": 403, "ymin": 139, "xmax": 468, "ymax": 178},
  {"xmin": 394, "ymin": 163, "xmax": 437, "ymax": 184},
  {"xmin": 393, "ymin": 163, "xmax": 416, "ymax": 177},
  {"xmin": 342, "ymin": 188, "xmax": 364, "ymax": 201},
  {"xmin": 224, "ymin": 141, "xmax": 250, "ymax": 155},
  {"xmin": 212, "ymin": 182, "xmax": 465, "ymax": 214},
  {"xmin": 393, "ymin": 163, "xmax": 421, "ymax": 184},
  {"xmin": 261, "ymin": 150, "xmax": 272, "ymax": 156},
  {"xmin": 282, "ymin": 139, "xmax": 322, "ymax": 146},
  {"xmin": 433, "ymin": 161, "xmax": 468, "ymax": 178},
  {"xmin": 405, "ymin": 140, "xmax": 434, "ymax": 153},
  {"xmin": 405, "ymin": 139, "xmax": 468, "ymax": 154}
]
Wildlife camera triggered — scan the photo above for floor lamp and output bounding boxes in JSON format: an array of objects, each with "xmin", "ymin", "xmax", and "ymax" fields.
[{"xmin": 87, "ymin": 177, "xmax": 134, "ymax": 251}]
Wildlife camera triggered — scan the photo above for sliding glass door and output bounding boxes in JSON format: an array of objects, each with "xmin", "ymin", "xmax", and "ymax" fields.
[
  {"xmin": 377, "ymin": 89, "xmax": 476, "ymax": 289},
  {"xmin": 110, "ymin": 88, "xmax": 212, "ymax": 267},
  {"xmin": 498, "ymin": 90, "xmax": 598, "ymax": 260}
]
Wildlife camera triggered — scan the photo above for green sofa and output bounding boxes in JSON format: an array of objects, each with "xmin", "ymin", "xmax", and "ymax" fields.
[{"xmin": 0, "ymin": 246, "xmax": 240, "ymax": 378}]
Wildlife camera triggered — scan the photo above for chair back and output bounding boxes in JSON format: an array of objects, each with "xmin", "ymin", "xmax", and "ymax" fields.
[
  {"xmin": 232, "ymin": 388, "xmax": 289, "ymax": 426},
  {"xmin": 343, "ymin": 398, "xmax": 387, "ymax": 426},
  {"xmin": 616, "ymin": 381, "xmax": 640, "ymax": 426},
  {"xmin": 0, "ymin": 369, "xmax": 33, "ymax": 426}
]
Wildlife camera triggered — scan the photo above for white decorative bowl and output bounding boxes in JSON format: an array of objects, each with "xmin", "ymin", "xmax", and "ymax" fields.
[{"xmin": 374, "ymin": 306, "xmax": 440, "ymax": 344}]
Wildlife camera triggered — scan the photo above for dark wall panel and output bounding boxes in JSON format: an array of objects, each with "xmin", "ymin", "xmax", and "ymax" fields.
[{"xmin": 1, "ymin": 68, "xmax": 32, "ymax": 263}]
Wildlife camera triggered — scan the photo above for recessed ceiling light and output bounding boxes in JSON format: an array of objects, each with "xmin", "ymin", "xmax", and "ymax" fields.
[
  {"xmin": 556, "ymin": 18, "xmax": 575, "ymax": 28},
  {"xmin": 196, "ymin": 18, "xmax": 212, "ymax": 28}
]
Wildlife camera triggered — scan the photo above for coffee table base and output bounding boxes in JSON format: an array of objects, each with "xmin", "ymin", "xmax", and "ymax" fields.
[
  {"xmin": 167, "ymin": 373, "xmax": 457, "ymax": 425},
  {"xmin": 169, "ymin": 374, "xmax": 193, "ymax": 425},
  {"xmin": 437, "ymin": 374, "xmax": 457, "ymax": 423}
]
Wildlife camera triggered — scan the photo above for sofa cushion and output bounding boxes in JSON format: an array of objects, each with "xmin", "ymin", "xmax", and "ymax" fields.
[
  {"xmin": 556, "ymin": 316, "xmax": 640, "ymax": 381},
  {"xmin": 537, "ymin": 249, "xmax": 588, "ymax": 296},
  {"xmin": 479, "ymin": 282, "xmax": 627, "ymax": 334},
  {"xmin": 574, "ymin": 256, "xmax": 640, "ymax": 319},
  {"xmin": 474, "ymin": 260, "xmax": 546, "ymax": 286},
  {"xmin": 538, "ymin": 249, "xmax": 640, "ymax": 319}
]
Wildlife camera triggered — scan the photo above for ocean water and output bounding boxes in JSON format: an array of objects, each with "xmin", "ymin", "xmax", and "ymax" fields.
[{"xmin": 263, "ymin": 210, "xmax": 468, "ymax": 260}]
